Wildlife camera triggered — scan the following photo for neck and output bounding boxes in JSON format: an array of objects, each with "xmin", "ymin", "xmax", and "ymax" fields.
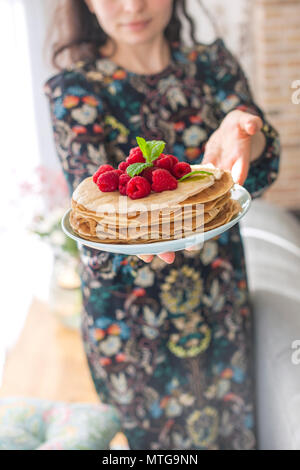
[{"xmin": 100, "ymin": 35, "xmax": 171, "ymax": 75}]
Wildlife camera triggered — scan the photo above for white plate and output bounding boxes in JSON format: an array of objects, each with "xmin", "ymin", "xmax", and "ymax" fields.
[{"xmin": 61, "ymin": 184, "xmax": 251, "ymax": 255}]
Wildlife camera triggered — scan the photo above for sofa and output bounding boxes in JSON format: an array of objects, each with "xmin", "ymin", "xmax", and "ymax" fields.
[{"xmin": 240, "ymin": 198, "xmax": 300, "ymax": 450}]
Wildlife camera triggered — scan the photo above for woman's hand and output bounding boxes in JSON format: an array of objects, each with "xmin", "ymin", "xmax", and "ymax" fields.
[
  {"xmin": 202, "ymin": 109, "xmax": 264, "ymax": 185},
  {"xmin": 137, "ymin": 110, "xmax": 264, "ymax": 264}
]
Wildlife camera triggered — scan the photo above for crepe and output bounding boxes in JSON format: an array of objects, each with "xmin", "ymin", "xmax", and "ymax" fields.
[{"xmin": 69, "ymin": 163, "xmax": 242, "ymax": 244}]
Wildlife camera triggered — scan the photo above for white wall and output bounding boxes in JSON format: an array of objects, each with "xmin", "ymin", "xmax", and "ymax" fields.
[
  {"xmin": 23, "ymin": 0, "xmax": 58, "ymax": 170},
  {"xmin": 188, "ymin": 0, "xmax": 253, "ymax": 78}
]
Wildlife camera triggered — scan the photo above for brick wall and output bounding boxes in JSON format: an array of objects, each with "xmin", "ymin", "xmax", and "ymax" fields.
[{"xmin": 252, "ymin": 0, "xmax": 300, "ymax": 209}]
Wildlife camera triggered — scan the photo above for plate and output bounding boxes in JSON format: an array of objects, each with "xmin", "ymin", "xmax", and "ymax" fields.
[{"xmin": 61, "ymin": 184, "xmax": 251, "ymax": 255}]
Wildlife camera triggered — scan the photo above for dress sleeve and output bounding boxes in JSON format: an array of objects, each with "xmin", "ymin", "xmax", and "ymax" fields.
[
  {"xmin": 44, "ymin": 70, "xmax": 108, "ymax": 198},
  {"xmin": 208, "ymin": 38, "xmax": 281, "ymax": 199}
]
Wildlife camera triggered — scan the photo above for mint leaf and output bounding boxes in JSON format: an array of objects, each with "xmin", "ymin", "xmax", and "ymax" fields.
[
  {"xmin": 178, "ymin": 170, "xmax": 213, "ymax": 182},
  {"xmin": 136, "ymin": 137, "xmax": 166, "ymax": 164},
  {"xmin": 136, "ymin": 137, "xmax": 150, "ymax": 161},
  {"xmin": 148, "ymin": 140, "xmax": 166, "ymax": 163},
  {"xmin": 126, "ymin": 162, "xmax": 153, "ymax": 177}
]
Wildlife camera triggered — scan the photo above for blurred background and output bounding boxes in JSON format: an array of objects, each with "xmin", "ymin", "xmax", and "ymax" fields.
[{"xmin": 0, "ymin": 0, "xmax": 299, "ymax": 450}]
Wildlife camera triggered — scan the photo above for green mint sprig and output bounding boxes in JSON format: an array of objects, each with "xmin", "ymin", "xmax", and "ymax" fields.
[
  {"xmin": 126, "ymin": 137, "xmax": 166, "ymax": 177},
  {"xmin": 125, "ymin": 137, "xmax": 214, "ymax": 182},
  {"xmin": 178, "ymin": 170, "xmax": 213, "ymax": 182}
]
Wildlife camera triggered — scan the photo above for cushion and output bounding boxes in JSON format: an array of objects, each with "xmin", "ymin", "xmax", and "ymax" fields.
[{"xmin": 0, "ymin": 397, "xmax": 121, "ymax": 450}]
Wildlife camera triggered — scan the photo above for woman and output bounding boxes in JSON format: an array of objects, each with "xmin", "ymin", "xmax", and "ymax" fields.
[{"xmin": 44, "ymin": 0, "xmax": 281, "ymax": 450}]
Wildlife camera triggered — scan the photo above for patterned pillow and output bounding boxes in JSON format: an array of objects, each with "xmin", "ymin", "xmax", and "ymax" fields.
[{"xmin": 0, "ymin": 397, "xmax": 121, "ymax": 450}]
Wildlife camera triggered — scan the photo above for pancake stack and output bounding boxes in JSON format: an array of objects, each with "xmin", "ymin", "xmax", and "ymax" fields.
[{"xmin": 69, "ymin": 164, "xmax": 242, "ymax": 244}]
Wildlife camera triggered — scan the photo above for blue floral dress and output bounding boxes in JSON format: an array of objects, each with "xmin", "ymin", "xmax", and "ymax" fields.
[{"xmin": 44, "ymin": 37, "xmax": 281, "ymax": 450}]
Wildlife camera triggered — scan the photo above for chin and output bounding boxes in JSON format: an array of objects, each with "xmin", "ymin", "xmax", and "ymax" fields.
[{"xmin": 120, "ymin": 31, "xmax": 160, "ymax": 46}]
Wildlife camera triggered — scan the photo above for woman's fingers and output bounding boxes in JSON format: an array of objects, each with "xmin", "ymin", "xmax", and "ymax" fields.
[
  {"xmin": 231, "ymin": 155, "xmax": 250, "ymax": 185},
  {"xmin": 185, "ymin": 243, "xmax": 202, "ymax": 251},
  {"xmin": 137, "ymin": 254, "xmax": 153, "ymax": 263},
  {"xmin": 137, "ymin": 252, "xmax": 175, "ymax": 263},
  {"xmin": 158, "ymin": 252, "xmax": 176, "ymax": 263},
  {"xmin": 239, "ymin": 113, "xmax": 263, "ymax": 136},
  {"xmin": 201, "ymin": 152, "xmax": 218, "ymax": 166}
]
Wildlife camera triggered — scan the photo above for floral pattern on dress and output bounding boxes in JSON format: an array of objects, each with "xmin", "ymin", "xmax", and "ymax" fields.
[{"xmin": 44, "ymin": 37, "xmax": 281, "ymax": 450}]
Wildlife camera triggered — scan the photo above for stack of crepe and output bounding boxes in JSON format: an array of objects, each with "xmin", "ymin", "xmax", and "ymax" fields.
[{"xmin": 69, "ymin": 164, "xmax": 241, "ymax": 244}]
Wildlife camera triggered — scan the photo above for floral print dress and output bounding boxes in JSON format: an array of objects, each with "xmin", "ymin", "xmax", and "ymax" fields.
[{"xmin": 44, "ymin": 37, "xmax": 281, "ymax": 450}]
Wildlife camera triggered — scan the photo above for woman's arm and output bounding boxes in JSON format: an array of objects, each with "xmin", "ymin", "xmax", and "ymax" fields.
[
  {"xmin": 44, "ymin": 70, "xmax": 108, "ymax": 198},
  {"xmin": 205, "ymin": 38, "xmax": 281, "ymax": 199}
]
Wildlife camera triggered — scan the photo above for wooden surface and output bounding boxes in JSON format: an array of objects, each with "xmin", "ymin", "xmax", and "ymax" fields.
[
  {"xmin": 0, "ymin": 297, "xmax": 127, "ymax": 448},
  {"xmin": 0, "ymin": 297, "xmax": 99, "ymax": 402}
]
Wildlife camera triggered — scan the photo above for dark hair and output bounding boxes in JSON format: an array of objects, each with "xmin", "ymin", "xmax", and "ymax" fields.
[{"xmin": 47, "ymin": 0, "xmax": 217, "ymax": 70}]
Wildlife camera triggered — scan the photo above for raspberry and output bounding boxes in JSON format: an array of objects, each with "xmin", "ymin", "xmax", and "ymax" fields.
[
  {"xmin": 126, "ymin": 176, "xmax": 151, "ymax": 199},
  {"xmin": 96, "ymin": 170, "xmax": 120, "ymax": 192},
  {"xmin": 129, "ymin": 146, "xmax": 143, "ymax": 157},
  {"xmin": 151, "ymin": 168, "xmax": 178, "ymax": 193},
  {"xmin": 156, "ymin": 155, "xmax": 179, "ymax": 172},
  {"xmin": 118, "ymin": 161, "xmax": 130, "ymax": 172},
  {"xmin": 172, "ymin": 162, "xmax": 191, "ymax": 179},
  {"xmin": 92, "ymin": 164, "xmax": 114, "ymax": 184},
  {"xmin": 126, "ymin": 147, "xmax": 145, "ymax": 165},
  {"xmin": 119, "ymin": 173, "xmax": 131, "ymax": 195},
  {"xmin": 152, "ymin": 154, "xmax": 163, "ymax": 165},
  {"xmin": 114, "ymin": 169, "xmax": 124, "ymax": 177},
  {"xmin": 151, "ymin": 153, "xmax": 166, "ymax": 166},
  {"xmin": 140, "ymin": 166, "xmax": 158, "ymax": 184},
  {"xmin": 168, "ymin": 154, "xmax": 179, "ymax": 164}
]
